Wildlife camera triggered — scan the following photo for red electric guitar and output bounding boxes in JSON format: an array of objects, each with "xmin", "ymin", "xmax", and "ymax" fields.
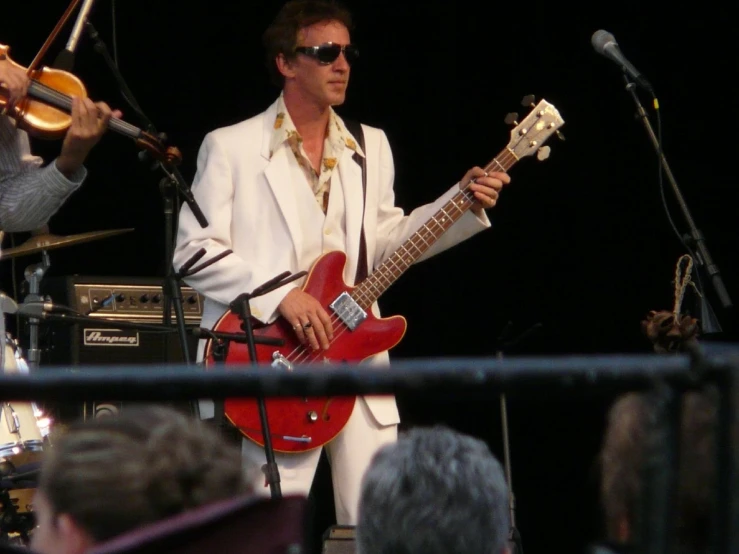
[{"xmin": 204, "ymin": 95, "xmax": 565, "ymax": 453}]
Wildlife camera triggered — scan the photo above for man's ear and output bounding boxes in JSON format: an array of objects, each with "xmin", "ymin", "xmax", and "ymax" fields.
[
  {"xmin": 276, "ymin": 54, "xmax": 296, "ymax": 80},
  {"xmin": 56, "ymin": 513, "xmax": 95, "ymax": 554}
]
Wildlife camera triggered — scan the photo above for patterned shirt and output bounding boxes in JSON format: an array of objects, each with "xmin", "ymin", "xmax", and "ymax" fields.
[
  {"xmin": 0, "ymin": 116, "xmax": 85, "ymax": 239},
  {"xmin": 269, "ymin": 93, "xmax": 364, "ymax": 213}
]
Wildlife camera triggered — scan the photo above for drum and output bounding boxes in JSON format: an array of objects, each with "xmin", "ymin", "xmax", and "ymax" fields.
[
  {"xmin": 1, "ymin": 335, "xmax": 44, "ymax": 465},
  {"xmin": 0, "ymin": 487, "xmax": 37, "ymax": 547}
]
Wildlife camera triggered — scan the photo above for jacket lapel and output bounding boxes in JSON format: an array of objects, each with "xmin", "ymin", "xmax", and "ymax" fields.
[{"xmin": 261, "ymin": 102, "xmax": 304, "ymax": 263}]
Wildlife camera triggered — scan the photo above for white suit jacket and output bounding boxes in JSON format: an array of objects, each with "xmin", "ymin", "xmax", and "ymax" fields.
[{"xmin": 173, "ymin": 98, "xmax": 491, "ymax": 426}]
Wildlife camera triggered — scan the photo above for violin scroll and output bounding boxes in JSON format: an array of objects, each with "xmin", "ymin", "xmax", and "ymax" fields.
[{"xmin": 137, "ymin": 131, "xmax": 183, "ymax": 166}]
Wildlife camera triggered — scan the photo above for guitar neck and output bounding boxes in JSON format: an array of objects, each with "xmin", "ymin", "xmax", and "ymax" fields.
[
  {"xmin": 351, "ymin": 147, "xmax": 518, "ymax": 309},
  {"xmin": 27, "ymin": 80, "xmax": 142, "ymax": 140}
]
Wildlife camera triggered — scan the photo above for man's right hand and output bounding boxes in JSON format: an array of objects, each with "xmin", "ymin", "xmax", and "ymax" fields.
[
  {"xmin": 0, "ymin": 56, "xmax": 30, "ymax": 107},
  {"xmin": 278, "ymin": 288, "xmax": 334, "ymax": 350}
]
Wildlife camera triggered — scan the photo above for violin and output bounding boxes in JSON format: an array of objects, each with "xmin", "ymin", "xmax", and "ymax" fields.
[{"xmin": 0, "ymin": 43, "xmax": 181, "ymax": 166}]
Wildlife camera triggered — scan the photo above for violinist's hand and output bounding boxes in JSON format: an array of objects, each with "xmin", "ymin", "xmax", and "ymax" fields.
[
  {"xmin": 278, "ymin": 288, "xmax": 334, "ymax": 351},
  {"xmin": 0, "ymin": 56, "xmax": 30, "ymax": 107},
  {"xmin": 56, "ymin": 96, "xmax": 122, "ymax": 177}
]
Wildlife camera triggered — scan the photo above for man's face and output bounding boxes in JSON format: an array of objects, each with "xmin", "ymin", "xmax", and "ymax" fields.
[{"xmin": 282, "ymin": 20, "xmax": 353, "ymax": 108}]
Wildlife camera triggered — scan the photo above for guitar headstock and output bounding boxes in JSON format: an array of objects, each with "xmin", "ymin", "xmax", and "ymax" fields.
[{"xmin": 504, "ymin": 95, "xmax": 565, "ymax": 162}]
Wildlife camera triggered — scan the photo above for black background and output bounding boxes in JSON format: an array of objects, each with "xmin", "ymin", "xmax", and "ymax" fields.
[{"xmin": 2, "ymin": 1, "xmax": 738, "ymax": 552}]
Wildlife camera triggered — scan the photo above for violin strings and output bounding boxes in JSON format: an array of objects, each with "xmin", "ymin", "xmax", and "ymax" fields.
[{"xmin": 28, "ymin": 80, "xmax": 141, "ymax": 138}]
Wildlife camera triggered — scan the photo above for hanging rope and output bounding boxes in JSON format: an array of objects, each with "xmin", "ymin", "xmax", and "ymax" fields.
[
  {"xmin": 671, "ymin": 254, "xmax": 700, "ymax": 324},
  {"xmin": 641, "ymin": 254, "xmax": 700, "ymax": 353}
]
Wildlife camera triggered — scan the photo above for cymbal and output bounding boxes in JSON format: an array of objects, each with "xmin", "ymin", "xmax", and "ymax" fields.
[{"xmin": 0, "ymin": 228, "xmax": 135, "ymax": 259}]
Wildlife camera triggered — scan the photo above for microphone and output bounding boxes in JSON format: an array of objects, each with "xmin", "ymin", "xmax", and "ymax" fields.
[
  {"xmin": 53, "ymin": 0, "xmax": 98, "ymax": 71},
  {"xmin": 591, "ymin": 30, "xmax": 654, "ymax": 95}
]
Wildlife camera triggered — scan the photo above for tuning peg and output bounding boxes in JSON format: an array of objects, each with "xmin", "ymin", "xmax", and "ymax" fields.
[
  {"xmin": 536, "ymin": 146, "xmax": 551, "ymax": 161},
  {"xmin": 521, "ymin": 94, "xmax": 536, "ymax": 107},
  {"xmin": 556, "ymin": 130, "xmax": 565, "ymax": 141},
  {"xmin": 504, "ymin": 112, "xmax": 519, "ymax": 126}
]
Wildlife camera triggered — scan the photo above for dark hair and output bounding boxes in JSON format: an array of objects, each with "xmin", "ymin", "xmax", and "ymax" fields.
[
  {"xmin": 262, "ymin": 0, "xmax": 354, "ymax": 87},
  {"xmin": 599, "ymin": 388, "xmax": 717, "ymax": 554},
  {"xmin": 38, "ymin": 404, "xmax": 255, "ymax": 543}
]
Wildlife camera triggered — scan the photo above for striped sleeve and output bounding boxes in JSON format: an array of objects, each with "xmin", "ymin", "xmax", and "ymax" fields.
[{"xmin": 0, "ymin": 116, "xmax": 86, "ymax": 233}]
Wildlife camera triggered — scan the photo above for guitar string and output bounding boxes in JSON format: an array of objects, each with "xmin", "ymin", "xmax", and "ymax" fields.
[
  {"xmin": 282, "ymin": 149, "xmax": 519, "ymax": 366},
  {"xmin": 284, "ymin": 149, "xmax": 518, "ymax": 364}
]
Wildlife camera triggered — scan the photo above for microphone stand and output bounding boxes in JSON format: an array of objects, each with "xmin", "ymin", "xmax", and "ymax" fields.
[
  {"xmin": 622, "ymin": 73, "xmax": 733, "ymax": 333},
  {"xmin": 494, "ymin": 320, "xmax": 543, "ymax": 554},
  {"xmin": 84, "ymin": 22, "xmax": 212, "ymax": 378},
  {"xmin": 22, "ymin": 250, "xmax": 51, "ymax": 372},
  {"xmin": 224, "ymin": 270, "xmax": 307, "ymax": 499},
  {"xmin": 168, "ymin": 248, "xmax": 235, "ymax": 418},
  {"xmin": 84, "ymin": 22, "xmax": 207, "ymax": 229}
]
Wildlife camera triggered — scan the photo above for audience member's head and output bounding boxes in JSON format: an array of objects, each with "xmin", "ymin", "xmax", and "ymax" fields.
[
  {"xmin": 356, "ymin": 425, "xmax": 510, "ymax": 554},
  {"xmin": 30, "ymin": 405, "xmax": 255, "ymax": 554},
  {"xmin": 599, "ymin": 387, "xmax": 717, "ymax": 554}
]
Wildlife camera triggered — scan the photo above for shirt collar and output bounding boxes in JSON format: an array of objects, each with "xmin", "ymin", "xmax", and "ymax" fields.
[{"xmin": 269, "ymin": 93, "xmax": 365, "ymax": 159}]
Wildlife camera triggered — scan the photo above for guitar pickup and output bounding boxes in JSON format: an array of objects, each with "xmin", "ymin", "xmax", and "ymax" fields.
[{"xmin": 329, "ymin": 292, "xmax": 366, "ymax": 330}]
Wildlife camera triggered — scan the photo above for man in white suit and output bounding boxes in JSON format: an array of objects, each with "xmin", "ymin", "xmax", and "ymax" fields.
[{"xmin": 173, "ymin": 0, "xmax": 510, "ymax": 525}]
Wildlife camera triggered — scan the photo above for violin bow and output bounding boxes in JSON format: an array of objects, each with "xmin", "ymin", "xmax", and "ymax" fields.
[{"xmin": 26, "ymin": 0, "xmax": 83, "ymax": 75}]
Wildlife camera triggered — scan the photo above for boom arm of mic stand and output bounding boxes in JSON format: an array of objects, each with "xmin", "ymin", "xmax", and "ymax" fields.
[
  {"xmin": 85, "ymin": 21, "xmax": 209, "ymax": 229},
  {"xmin": 250, "ymin": 270, "xmax": 308, "ymax": 298},
  {"xmin": 183, "ymin": 249, "xmax": 233, "ymax": 278},
  {"xmin": 160, "ymin": 166, "xmax": 209, "ymax": 229},
  {"xmin": 623, "ymin": 75, "xmax": 733, "ymax": 310},
  {"xmin": 21, "ymin": 311, "xmax": 283, "ymax": 346},
  {"xmin": 26, "ymin": 312, "xmax": 177, "ymax": 333}
]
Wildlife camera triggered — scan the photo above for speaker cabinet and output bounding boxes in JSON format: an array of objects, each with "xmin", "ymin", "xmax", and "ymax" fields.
[
  {"xmin": 37, "ymin": 276, "xmax": 205, "ymax": 422},
  {"xmin": 40, "ymin": 275, "xmax": 203, "ymax": 367}
]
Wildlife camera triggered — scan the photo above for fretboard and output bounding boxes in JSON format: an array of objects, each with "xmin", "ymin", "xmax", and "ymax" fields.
[{"xmin": 350, "ymin": 147, "xmax": 519, "ymax": 309}]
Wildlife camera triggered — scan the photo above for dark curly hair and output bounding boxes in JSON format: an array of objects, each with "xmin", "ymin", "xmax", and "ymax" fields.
[
  {"xmin": 262, "ymin": 0, "xmax": 354, "ymax": 87},
  {"xmin": 38, "ymin": 404, "xmax": 255, "ymax": 543}
]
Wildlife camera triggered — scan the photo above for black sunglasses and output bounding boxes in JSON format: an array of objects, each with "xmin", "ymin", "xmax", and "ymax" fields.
[{"xmin": 294, "ymin": 42, "xmax": 359, "ymax": 65}]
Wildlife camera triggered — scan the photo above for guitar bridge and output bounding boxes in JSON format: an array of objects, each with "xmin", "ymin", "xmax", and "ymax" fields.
[
  {"xmin": 329, "ymin": 292, "xmax": 366, "ymax": 331},
  {"xmin": 271, "ymin": 352, "xmax": 293, "ymax": 371}
]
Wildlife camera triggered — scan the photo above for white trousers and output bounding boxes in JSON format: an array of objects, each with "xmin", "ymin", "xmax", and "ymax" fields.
[{"xmin": 241, "ymin": 396, "xmax": 397, "ymax": 524}]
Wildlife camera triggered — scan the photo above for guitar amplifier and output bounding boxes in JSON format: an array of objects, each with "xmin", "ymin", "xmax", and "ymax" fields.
[
  {"xmin": 40, "ymin": 275, "xmax": 204, "ymax": 367},
  {"xmin": 36, "ymin": 276, "xmax": 206, "ymax": 422}
]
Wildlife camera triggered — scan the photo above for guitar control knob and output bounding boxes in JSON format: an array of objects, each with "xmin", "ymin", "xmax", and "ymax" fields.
[{"xmin": 307, "ymin": 411, "xmax": 318, "ymax": 422}]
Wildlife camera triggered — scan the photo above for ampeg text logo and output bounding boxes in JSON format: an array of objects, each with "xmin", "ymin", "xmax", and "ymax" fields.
[{"xmin": 83, "ymin": 328, "xmax": 140, "ymax": 347}]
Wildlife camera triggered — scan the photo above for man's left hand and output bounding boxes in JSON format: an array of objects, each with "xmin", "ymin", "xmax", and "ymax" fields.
[
  {"xmin": 459, "ymin": 166, "xmax": 511, "ymax": 217},
  {"xmin": 55, "ymin": 96, "xmax": 122, "ymax": 177}
]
